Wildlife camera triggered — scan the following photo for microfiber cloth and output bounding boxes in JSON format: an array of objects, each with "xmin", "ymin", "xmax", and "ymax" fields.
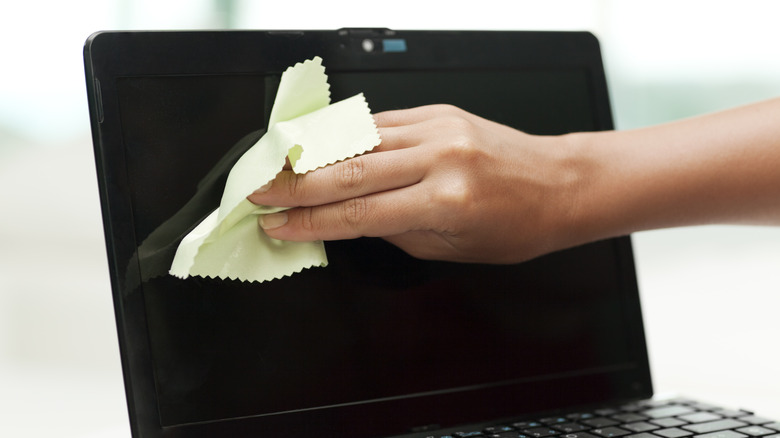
[{"xmin": 169, "ymin": 57, "xmax": 382, "ymax": 283}]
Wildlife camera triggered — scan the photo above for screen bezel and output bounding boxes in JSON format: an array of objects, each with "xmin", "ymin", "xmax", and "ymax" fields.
[{"xmin": 84, "ymin": 29, "xmax": 653, "ymax": 438}]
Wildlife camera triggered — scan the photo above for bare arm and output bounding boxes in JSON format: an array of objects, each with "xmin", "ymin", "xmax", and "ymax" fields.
[
  {"xmin": 247, "ymin": 98, "xmax": 780, "ymax": 263},
  {"xmin": 573, "ymin": 98, "xmax": 780, "ymax": 237}
]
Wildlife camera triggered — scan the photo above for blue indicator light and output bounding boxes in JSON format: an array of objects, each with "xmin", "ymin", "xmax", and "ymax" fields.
[{"xmin": 382, "ymin": 38, "xmax": 407, "ymax": 53}]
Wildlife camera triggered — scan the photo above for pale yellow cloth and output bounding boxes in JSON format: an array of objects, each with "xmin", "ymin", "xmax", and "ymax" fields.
[{"xmin": 169, "ymin": 57, "xmax": 381, "ymax": 282}]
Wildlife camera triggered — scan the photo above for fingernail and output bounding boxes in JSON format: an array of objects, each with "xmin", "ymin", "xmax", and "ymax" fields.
[
  {"xmin": 254, "ymin": 180, "xmax": 273, "ymax": 194},
  {"xmin": 259, "ymin": 212, "xmax": 288, "ymax": 230}
]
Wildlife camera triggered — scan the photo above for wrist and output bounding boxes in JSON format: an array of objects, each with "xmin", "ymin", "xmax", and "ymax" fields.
[
  {"xmin": 553, "ymin": 131, "xmax": 625, "ymax": 249},
  {"xmin": 560, "ymin": 127, "xmax": 699, "ymax": 244}
]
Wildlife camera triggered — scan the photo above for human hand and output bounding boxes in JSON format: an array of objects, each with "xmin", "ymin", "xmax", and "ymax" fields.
[{"xmin": 247, "ymin": 104, "xmax": 588, "ymax": 264}]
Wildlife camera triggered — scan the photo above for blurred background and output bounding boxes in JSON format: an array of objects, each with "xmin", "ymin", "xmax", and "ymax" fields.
[{"xmin": 1, "ymin": 1, "xmax": 779, "ymax": 437}]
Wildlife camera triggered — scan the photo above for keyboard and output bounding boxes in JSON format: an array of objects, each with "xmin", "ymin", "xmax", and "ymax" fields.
[{"xmin": 424, "ymin": 399, "xmax": 780, "ymax": 438}]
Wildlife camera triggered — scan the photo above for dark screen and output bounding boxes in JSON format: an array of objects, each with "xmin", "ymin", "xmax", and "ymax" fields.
[{"xmin": 116, "ymin": 69, "xmax": 630, "ymax": 426}]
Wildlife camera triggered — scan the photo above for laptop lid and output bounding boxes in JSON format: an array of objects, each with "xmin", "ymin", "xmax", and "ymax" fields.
[{"xmin": 84, "ymin": 29, "xmax": 652, "ymax": 438}]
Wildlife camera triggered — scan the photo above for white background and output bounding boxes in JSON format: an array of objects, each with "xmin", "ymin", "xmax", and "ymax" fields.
[{"xmin": 1, "ymin": 1, "xmax": 779, "ymax": 437}]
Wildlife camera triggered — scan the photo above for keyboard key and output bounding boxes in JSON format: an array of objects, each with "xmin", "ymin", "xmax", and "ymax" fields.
[
  {"xmin": 568, "ymin": 414, "xmax": 597, "ymax": 421},
  {"xmin": 622, "ymin": 422, "xmax": 659, "ymax": 433},
  {"xmin": 596, "ymin": 409, "xmax": 620, "ymax": 417},
  {"xmin": 552, "ymin": 423, "xmax": 589, "ymax": 433},
  {"xmin": 766, "ymin": 423, "xmax": 780, "ymax": 432},
  {"xmin": 559, "ymin": 433, "xmax": 599, "ymax": 438},
  {"xmin": 625, "ymin": 433, "xmax": 656, "ymax": 438},
  {"xmin": 613, "ymin": 414, "xmax": 648, "ymax": 423},
  {"xmin": 523, "ymin": 427, "xmax": 559, "ymax": 437},
  {"xmin": 541, "ymin": 418, "xmax": 570, "ymax": 425},
  {"xmin": 687, "ymin": 402, "xmax": 722, "ymax": 411},
  {"xmin": 455, "ymin": 432, "xmax": 484, "ymax": 437},
  {"xmin": 514, "ymin": 422, "xmax": 544, "ymax": 429},
  {"xmin": 484, "ymin": 426, "xmax": 515, "ymax": 434},
  {"xmin": 714, "ymin": 410, "xmax": 753, "ymax": 418},
  {"xmin": 654, "ymin": 428, "xmax": 693, "ymax": 438},
  {"xmin": 666, "ymin": 398, "xmax": 698, "ymax": 405},
  {"xmin": 651, "ymin": 418, "xmax": 687, "ymax": 428},
  {"xmin": 486, "ymin": 433, "xmax": 522, "ymax": 438},
  {"xmin": 679, "ymin": 412, "xmax": 723, "ymax": 423},
  {"xmin": 694, "ymin": 431, "xmax": 748, "ymax": 438},
  {"xmin": 643, "ymin": 406, "xmax": 696, "ymax": 419},
  {"xmin": 644, "ymin": 401, "xmax": 678, "ymax": 408},
  {"xmin": 737, "ymin": 426, "xmax": 777, "ymax": 437},
  {"xmin": 590, "ymin": 427, "xmax": 631, "ymax": 438},
  {"xmin": 583, "ymin": 419, "xmax": 620, "ymax": 428},
  {"xmin": 739, "ymin": 417, "xmax": 775, "ymax": 426},
  {"xmin": 682, "ymin": 419, "xmax": 748, "ymax": 434}
]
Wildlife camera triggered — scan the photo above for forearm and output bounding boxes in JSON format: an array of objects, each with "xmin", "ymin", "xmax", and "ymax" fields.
[{"xmin": 567, "ymin": 97, "xmax": 780, "ymax": 244}]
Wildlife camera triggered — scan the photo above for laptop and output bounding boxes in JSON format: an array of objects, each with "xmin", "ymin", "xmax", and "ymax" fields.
[{"xmin": 83, "ymin": 29, "xmax": 779, "ymax": 438}]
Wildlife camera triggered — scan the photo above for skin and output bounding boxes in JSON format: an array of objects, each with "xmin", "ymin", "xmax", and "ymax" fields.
[{"xmin": 247, "ymin": 98, "xmax": 780, "ymax": 264}]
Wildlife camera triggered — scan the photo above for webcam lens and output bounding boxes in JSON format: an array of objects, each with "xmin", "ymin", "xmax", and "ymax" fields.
[{"xmin": 361, "ymin": 38, "xmax": 375, "ymax": 52}]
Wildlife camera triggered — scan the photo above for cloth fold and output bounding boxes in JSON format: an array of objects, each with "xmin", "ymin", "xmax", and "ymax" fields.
[{"xmin": 169, "ymin": 57, "xmax": 381, "ymax": 283}]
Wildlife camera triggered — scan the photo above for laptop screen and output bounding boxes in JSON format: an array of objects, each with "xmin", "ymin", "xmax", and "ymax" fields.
[{"xmin": 86, "ymin": 30, "xmax": 651, "ymax": 438}]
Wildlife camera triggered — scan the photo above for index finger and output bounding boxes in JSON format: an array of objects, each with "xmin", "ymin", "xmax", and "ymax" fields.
[
  {"xmin": 374, "ymin": 104, "xmax": 463, "ymax": 128},
  {"xmin": 247, "ymin": 147, "xmax": 428, "ymax": 208}
]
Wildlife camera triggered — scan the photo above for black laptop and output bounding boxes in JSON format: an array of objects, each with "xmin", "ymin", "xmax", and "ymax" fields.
[{"xmin": 83, "ymin": 29, "xmax": 779, "ymax": 438}]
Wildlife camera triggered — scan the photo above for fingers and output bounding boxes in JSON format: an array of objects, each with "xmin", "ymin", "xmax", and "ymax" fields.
[
  {"xmin": 374, "ymin": 104, "xmax": 481, "ymax": 152},
  {"xmin": 374, "ymin": 124, "xmax": 426, "ymax": 152},
  {"xmin": 373, "ymin": 104, "xmax": 465, "ymax": 128},
  {"xmin": 372, "ymin": 107, "xmax": 436, "ymax": 153},
  {"xmin": 260, "ymin": 184, "xmax": 432, "ymax": 242},
  {"xmin": 373, "ymin": 105, "xmax": 490, "ymax": 152},
  {"xmin": 247, "ymin": 147, "xmax": 428, "ymax": 208}
]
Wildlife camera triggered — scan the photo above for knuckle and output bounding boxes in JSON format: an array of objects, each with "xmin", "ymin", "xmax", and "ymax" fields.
[
  {"xmin": 443, "ymin": 112, "xmax": 474, "ymax": 131},
  {"xmin": 448, "ymin": 133, "xmax": 480, "ymax": 160},
  {"xmin": 435, "ymin": 177, "xmax": 475, "ymax": 216},
  {"xmin": 286, "ymin": 172, "xmax": 306, "ymax": 199},
  {"xmin": 432, "ymin": 116, "xmax": 482, "ymax": 161},
  {"xmin": 339, "ymin": 197, "xmax": 369, "ymax": 230},
  {"xmin": 335, "ymin": 158, "xmax": 367, "ymax": 192},
  {"xmin": 430, "ymin": 103, "xmax": 465, "ymax": 117},
  {"xmin": 424, "ymin": 171, "xmax": 480, "ymax": 235},
  {"xmin": 298, "ymin": 207, "xmax": 316, "ymax": 233},
  {"xmin": 435, "ymin": 133, "xmax": 484, "ymax": 172}
]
